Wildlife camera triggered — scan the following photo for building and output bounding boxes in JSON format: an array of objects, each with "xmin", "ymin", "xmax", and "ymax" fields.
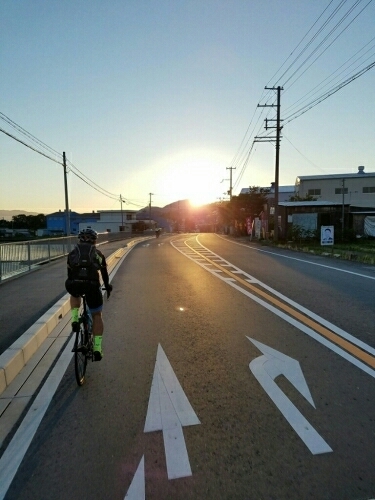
[
  {"xmin": 278, "ymin": 201, "xmax": 349, "ymax": 239},
  {"xmin": 78, "ymin": 209, "xmax": 155, "ymax": 234},
  {"xmin": 295, "ymin": 166, "xmax": 375, "ymax": 209},
  {"xmin": 46, "ymin": 211, "xmax": 100, "ymax": 234}
]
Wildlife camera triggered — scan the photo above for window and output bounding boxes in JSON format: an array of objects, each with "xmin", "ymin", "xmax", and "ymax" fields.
[
  {"xmin": 363, "ymin": 186, "xmax": 375, "ymax": 193},
  {"xmin": 308, "ymin": 189, "xmax": 321, "ymax": 196},
  {"xmin": 335, "ymin": 188, "xmax": 348, "ymax": 194}
]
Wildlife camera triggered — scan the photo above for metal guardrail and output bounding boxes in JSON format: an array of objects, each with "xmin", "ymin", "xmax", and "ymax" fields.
[{"xmin": 0, "ymin": 231, "xmax": 135, "ymax": 282}]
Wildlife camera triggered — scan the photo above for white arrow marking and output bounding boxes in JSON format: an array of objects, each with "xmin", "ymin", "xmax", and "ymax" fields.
[
  {"xmin": 247, "ymin": 337, "xmax": 332, "ymax": 455},
  {"xmin": 144, "ymin": 344, "xmax": 200, "ymax": 479},
  {"xmin": 124, "ymin": 456, "xmax": 145, "ymax": 500}
]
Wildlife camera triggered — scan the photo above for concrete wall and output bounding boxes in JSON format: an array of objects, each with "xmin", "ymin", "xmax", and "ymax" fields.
[{"xmin": 297, "ymin": 176, "xmax": 375, "ymax": 208}]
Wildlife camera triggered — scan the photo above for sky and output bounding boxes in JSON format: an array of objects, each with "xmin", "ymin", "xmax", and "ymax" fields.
[{"xmin": 1, "ymin": 0, "xmax": 375, "ymax": 215}]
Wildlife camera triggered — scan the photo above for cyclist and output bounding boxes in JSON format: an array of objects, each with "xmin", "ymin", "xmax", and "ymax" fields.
[{"xmin": 65, "ymin": 229, "xmax": 113, "ymax": 361}]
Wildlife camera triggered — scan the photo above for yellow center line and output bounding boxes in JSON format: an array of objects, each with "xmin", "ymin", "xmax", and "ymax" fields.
[{"xmin": 186, "ymin": 240, "xmax": 375, "ymax": 369}]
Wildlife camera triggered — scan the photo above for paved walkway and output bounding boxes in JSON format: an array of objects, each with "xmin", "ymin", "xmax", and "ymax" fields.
[{"xmin": 0, "ymin": 239, "xmax": 133, "ymax": 355}]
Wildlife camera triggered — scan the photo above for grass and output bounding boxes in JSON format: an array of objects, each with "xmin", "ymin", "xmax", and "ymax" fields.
[{"xmin": 271, "ymin": 238, "xmax": 375, "ymax": 265}]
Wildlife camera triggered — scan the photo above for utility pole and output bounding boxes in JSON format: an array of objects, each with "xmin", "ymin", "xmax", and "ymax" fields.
[
  {"xmin": 120, "ymin": 194, "xmax": 125, "ymax": 231},
  {"xmin": 63, "ymin": 152, "xmax": 71, "ymax": 238},
  {"xmin": 226, "ymin": 167, "xmax": 236, "ymax": 200},
  {"xmin": 149, "ymin": 192, "xmax": 154, "ymax": 228},
  {"xmin": 256, "ymin": 86, "xmax": 283, "ymax": 242},
  {"xmin": 341, "ymin": 178, "xmax": 345, "ymax": 241}
]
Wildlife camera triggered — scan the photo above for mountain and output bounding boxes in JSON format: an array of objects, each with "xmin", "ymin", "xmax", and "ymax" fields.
[{"xmin": 0, "ymin": 210, "xmax": 40, "ymax": 221}]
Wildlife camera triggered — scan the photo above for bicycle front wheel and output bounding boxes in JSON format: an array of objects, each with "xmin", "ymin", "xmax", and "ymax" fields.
[{"xmin": 74, "ymin": 329, "xmax": 88, "ymax": 386}]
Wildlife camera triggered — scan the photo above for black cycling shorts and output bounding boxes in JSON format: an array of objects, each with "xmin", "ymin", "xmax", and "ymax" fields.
[{"xmin": 65, "ymin": 279, "xmax": 103, "ymax": 313}]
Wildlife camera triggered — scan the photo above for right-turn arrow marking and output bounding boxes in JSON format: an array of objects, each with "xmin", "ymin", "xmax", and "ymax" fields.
[{"xmin": 247, "ymin": 337, "xmax": 332, "ymax": 455}]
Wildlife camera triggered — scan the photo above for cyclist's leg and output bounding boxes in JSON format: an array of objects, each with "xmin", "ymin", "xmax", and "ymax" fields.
[
  {"xmin": 86, "ymin": 284, "xmax": 104, "ymax": 360},
  {"xmin": 91, "ymin": 311, "xmax": 103, "ymax": 336},
  {"xmin": 65, "ymin": 280, "xmax": 82, "ymax": 331}
]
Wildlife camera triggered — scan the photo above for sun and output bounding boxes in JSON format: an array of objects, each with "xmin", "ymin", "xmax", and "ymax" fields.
[{"xmin": 153, "ymin": 149, "xmax": 229, "ymax": 206}]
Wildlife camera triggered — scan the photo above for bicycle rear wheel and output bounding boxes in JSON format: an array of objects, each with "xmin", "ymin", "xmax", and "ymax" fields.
[{"xmin": 74, "ymin": 329, "xmax": 88, "ymax": 386}]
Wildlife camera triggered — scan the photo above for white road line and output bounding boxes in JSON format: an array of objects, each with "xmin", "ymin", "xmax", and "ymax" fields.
[
  {"xmin": 0, "ymin": 335, "xmax": 75, "ymax": 500},
  {"xmin": 214, "ymin": 234, "xmax": 375, "ymax": 280}
]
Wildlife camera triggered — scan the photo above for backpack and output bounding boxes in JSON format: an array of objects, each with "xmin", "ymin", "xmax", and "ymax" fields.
[{"xmin": 68, "ymin": 243, "xmax": 101, "ymax": 280}]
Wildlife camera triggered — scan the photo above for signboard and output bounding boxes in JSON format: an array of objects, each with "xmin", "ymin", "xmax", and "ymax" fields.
[{"xmin": 321, "ymin": 225, "xmax": 334, "ymax": 246}]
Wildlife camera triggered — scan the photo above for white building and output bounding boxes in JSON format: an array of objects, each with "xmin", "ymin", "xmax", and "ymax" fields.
[
  {"xmin": 296, "ymin": 166, "xmax": 375, "ymax": 208},
  {"xmin": 78, "ymin": 209, "xmax": 146, "ymax": 234}
]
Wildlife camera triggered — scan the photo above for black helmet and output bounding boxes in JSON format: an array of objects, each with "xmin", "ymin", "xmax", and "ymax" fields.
[{"xmin": 78, "ymin": 228, "xmax": 98, "ymax": 243}]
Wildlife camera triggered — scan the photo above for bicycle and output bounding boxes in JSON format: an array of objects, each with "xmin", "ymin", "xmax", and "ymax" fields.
[{"xmin": 72, "ymin": 293, "xmax": 94, "ymax": 386}]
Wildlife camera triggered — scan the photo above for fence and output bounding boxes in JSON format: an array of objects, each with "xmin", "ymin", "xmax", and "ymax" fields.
[{"xmin": 0, "ymin": 231, "xmax": 133, "ymax": 282}]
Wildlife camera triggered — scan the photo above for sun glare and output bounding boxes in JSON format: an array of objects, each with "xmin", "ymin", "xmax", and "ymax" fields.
[{"xmin": 153, "ymin": 150, "xmax": 229, "ymax": 206}]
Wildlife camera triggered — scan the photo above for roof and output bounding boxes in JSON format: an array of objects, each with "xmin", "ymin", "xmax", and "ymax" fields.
[
  {"xmin": 97, "ymin": 209, "xmax": 137, "ymax": 214},
  {"xmin": 296, "ymin": 167, "xmax": 375, "ymax": 182},
  {"xmin": 46, "ymin": 211, "xmax": 80, "ymax": 217},
  {"xmin": 279, "ymin": 201, "xmax": 345, "ymax": 207}
]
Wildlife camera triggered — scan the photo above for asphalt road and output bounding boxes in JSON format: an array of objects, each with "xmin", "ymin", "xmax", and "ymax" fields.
[{"xmin": 3, "ymin": 234, "xmax": 375, "ymax": 499}]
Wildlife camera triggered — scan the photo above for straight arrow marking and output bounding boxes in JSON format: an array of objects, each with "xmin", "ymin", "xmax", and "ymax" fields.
[
  {"xmin": 247, "ymin": 337, "xmax": 332, "ymax": 455},
  {"xmin": 124, "ymin": 456, "xmax": 145, "ymax": 500},
  {"xmin": 144, "ymin": 344, "xmax": 200, "ymax": 479}
]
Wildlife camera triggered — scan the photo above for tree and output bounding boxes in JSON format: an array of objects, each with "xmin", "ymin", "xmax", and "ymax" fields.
[
  {"xmin": 214, "ymin": 187, "xmax": 270, "ymax": 236},
  {"xmin": 12, "ymin": 214, "xmax": 29, "ymax": 229},
  {"xmin": 11, "ymin": 214, "xmax": 46, "ymax": 231},
  {"xmin": 289, "ymin": 194, "xmax": 317, "ymax": 201},
  {"xmin": 230, "ymin": 187, "xmax": 269, "ymax": 234}
]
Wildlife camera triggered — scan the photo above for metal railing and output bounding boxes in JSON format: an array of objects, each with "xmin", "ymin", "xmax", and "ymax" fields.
[{"xmin": 0, "ymin": 231, "xmax": 133, "ymax": 282}]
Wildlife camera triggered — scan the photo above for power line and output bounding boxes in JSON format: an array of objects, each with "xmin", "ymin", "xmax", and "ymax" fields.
[
  {"xmin": 231, "ymin": 0, "xmax": 375, "ymax": 192},
  {"xmin": 0, "ymin": 127, "xmax": 63, "ymax": 165},
  {"xmin": 277, "ymin": 0, "xmax": 359, "ymax": 87},
  {"xmin": 284, "ymin": 59, "xmax": 375, "ymax": 123},
  {"xmin": 283, "ymin": 37, "xmax": 375, "ymax": 117},
  {"xmin": 66, "ymin": 159, "xmax": 120, "ymax": 199},
  {"xmin": 281, "ymin": 0, "xmax": 373, "ymax": 89},
  {"xmin": 0, "ymin": 113, "xmax": 134, "ymax": 204},
  {"xmin": 0, "ymin": 112, "xmax": 62, "ymax": 160},
  {"xmin": 283, "ymin": 134, "xmax": 326, "ymax": 171},
  {"xmin": 265, "ymin": 0, "xmax": 337, "ymax": 87}
]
